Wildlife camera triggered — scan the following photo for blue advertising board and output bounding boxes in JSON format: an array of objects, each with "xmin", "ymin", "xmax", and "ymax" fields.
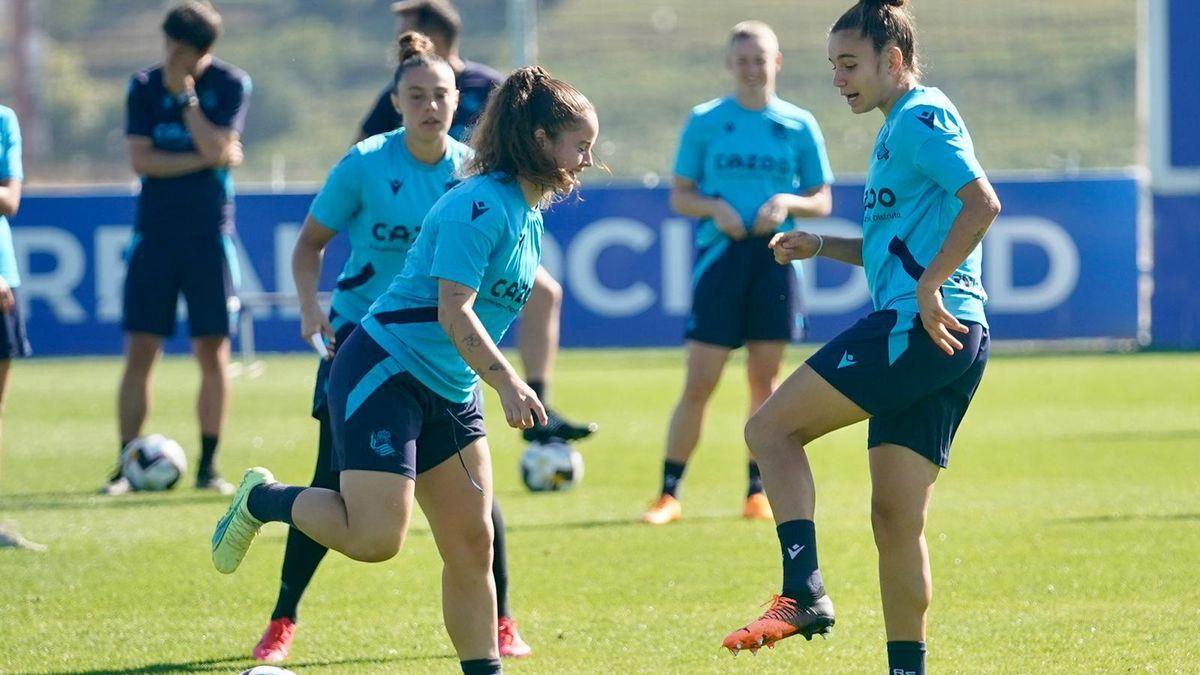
[{"xmin": 11, "ymin": 175, "xmax": 1139, "ymax": 356}]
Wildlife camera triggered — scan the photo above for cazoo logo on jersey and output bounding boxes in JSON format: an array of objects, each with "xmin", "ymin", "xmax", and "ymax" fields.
[{"xmin": 863, "ymin": 187, "xmax": 897, "ymax": 209}]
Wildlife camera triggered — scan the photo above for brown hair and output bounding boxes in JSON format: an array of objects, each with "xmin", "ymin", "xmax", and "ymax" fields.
[
  {"xmin": 390, "ymin": 0, "xmax": 461, "ymax": 48},
  {"xmin": 466, "ymin": 66, "xmax": 596, "ymax": 199},
  {"xmin": 831, "ymin": 0, "xmax": 921, "ymax": 78},
  {"xmin": 391, "ymin": 31, "xmax": 451, "ymax": 90},
  {"xmin": 162, "ymin": 1, "xmax": 222, "ymax": 53}
]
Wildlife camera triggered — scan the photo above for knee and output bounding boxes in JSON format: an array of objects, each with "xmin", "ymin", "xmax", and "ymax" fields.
[
  {"xmin": 533, "ymin": 274, "xmax": 562, "ymax": 308},
  {"xmin": 870, "ymin": 496, "xmax": 924, "ymax": 547},
  {"xmin": 442, "ymin": 521, "xmax": 494, "ymax": 575},
  {"xmin": 343, "ymin": 531, "xmax": 404, "ymax": 563},
  {"xmin": 679, "ymin": 377, "xmax": 718, "ymax": 408},
  {"xmin": 744, "ymin": 411, "xmax": 786, "ymax": 458}
]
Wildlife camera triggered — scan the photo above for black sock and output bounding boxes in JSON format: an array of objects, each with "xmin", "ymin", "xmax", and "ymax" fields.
[
  {"xmin": 271, "ymin": 416, "xmax": 337, "ymax": 622},
  {"xmin": 777, "ymin": 519, "xmax": 824, "ymax": 604},
  {"xmin": 527, "ymin": 379, "xmax": 547, "ymax": 406},
  {"xmin": 460, "ymin": 658, "xmax": 502, "ymax": 674},
  {"xmin": 747, "ymin": 461, "xmax": 764, "ymax": 497},
  {"xmin": 198, "ymin": 434, "xmax": 219, "ymax": 477},
  {"xmin": 887, "ymin": 641, "xmax": 926, "ymax": 675},
  {"xmin": 661, "ymin": 460, "xmax": 686, "ymax": 498},
  {"xmin": 491, "ymin": 499, "xmax": 511, "ymax": 619},
  {"xmin": 247, "ymin": 483, "xmax": 303, "ymax": 525}
]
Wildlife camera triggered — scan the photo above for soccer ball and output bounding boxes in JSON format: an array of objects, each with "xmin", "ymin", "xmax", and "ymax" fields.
[
  {"xmin": 121, "ymin": 434, "xmax": 187, "ymax": 491},
  {"xmin": 240, "ymin": 668, "xmax": 296, "ymax": 675},
  {"xmin": 520, "ymin": 441, "xmax": 584, "ymax": 492}
]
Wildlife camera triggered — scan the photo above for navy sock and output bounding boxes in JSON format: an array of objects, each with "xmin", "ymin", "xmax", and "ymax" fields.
[
  {"xmin": 247, "ymin": 483, "xmax": 304, "ymax": 526},
  {"xmin": 527, "ymin": 379, "xmax": 547, "ymax": 405},
  {"xmin": 886, "ymin": 641, "xmax": 926, "ymax": 675},
  {"xmin": 492, "ymin": 499, "xmax": 511, "ymax": 619},
  {"xmin": 747, "ymin": 461, "xmax": 764, "ymax": 497},
  {"xmin": 198, "ymin": 434, "xmax": 219, "ymax": 477},
  {"xmin": 777, "ymin": 519, "xmax": 824, "ymax": 603},
  {"xmin": 460, "ymin": 658, "xmax": 502, "ymax": 674},
  {"xmin": 661, "ymin": 460, "xmax": 686, "ymax": 498},
  {"xmin": 271, "ymin": 417, "xmax": 337, "ymax": 622}
]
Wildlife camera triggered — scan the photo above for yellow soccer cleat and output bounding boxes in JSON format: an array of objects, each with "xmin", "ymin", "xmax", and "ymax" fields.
[{"xmin": 211, "ymin": 467, "xmax": 274, "ymax": 574}]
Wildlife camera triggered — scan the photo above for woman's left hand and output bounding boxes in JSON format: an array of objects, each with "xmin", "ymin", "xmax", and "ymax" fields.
[
  {"xmin": 752, "ymin": 194, "xmax": 790, "ymax": 236},
  {"xmin": 917, "ymin": 283, "xmax": 969, "ymax": 355}
]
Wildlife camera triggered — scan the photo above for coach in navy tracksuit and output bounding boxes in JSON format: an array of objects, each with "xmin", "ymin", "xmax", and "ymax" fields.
[{"xmin": 105, "ymin": 1, "xmax": 251, "ymax": 496}]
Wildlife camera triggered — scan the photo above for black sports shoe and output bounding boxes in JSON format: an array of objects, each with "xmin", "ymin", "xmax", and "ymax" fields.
[{"xmin": 522, "ymin": 407, "xmax": 597, "ymax": 443}]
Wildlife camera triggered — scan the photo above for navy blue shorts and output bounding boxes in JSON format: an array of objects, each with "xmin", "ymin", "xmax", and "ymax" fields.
[
  {"xmin": 686, "ymin": 235, "xmax": 802, "ymax": 349},
  {"xmin": 122, "ymin": 234, "xmax": 239, "ymax": 338},
  {"xmin": 311, "ymin": 318, "xmax": 359, "ymax": 418},
  {"xmin": 326, "ymin": 328, "xmax": 486, "ymax": 479},
  {"xmin": 807, "ymin": 310, "xmax": 989, "ymax": 468},
  {"xmin": 0, "ymin": 289, "xmax": 31, "ymax": 359}
]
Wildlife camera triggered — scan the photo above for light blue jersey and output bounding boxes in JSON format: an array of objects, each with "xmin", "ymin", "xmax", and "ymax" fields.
[
  {"xmin": 363, "ymin": 173, "xmax": 542, "ymax": 403},
  {"xmin": 863, "ymin": 86, "xmax": 988, "ymax": 326},
  {"xmin": 674, "ymin": 96, "xmax": 834, "ymax": 249},
  {"xmin": 310, "ymin": 129, "xmax": 473, "ymax": 331},
  {"xmin": 0, "ymin": 106, "xmax": 23, "ymax": 288}
]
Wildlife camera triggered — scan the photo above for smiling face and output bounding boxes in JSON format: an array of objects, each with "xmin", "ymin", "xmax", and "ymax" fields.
[
  {"xmin": 727, "ymin": 33, "xmax": 781, "ymax": 97},
  {"xmin": 828, "ymin": 29, "xmax": 901, "ymax": 115},
  {"xmin": 542, "ymin": 108, "xmax": 599, "ymax": 184},
  {"xmin": 391, "ymin": 62, "xmax": 458, "ymax": 143}
]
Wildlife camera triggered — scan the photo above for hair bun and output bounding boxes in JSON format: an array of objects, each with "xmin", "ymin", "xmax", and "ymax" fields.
[{"xmin": 396, "ymin": 30, "xmax": 435, "ymax": 62}]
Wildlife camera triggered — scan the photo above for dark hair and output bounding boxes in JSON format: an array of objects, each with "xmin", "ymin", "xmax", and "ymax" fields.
[
  {"xmin": 390, "ymin": 31, "xmax": 451, "ymax": 90},
  {"xmin": 162, "ymin": 1, "xmax": 223, "ymax": 53},
  {"xmin": 467, "ymin": 66, "xmax": 595, "ymax": 199},
  {"xmin": 390, "ymin": 0, "xmax": 461, "ymax": 48},
  {"xmin": 831, "ymin": 0, "xmax": 921, "ymax": 78}
]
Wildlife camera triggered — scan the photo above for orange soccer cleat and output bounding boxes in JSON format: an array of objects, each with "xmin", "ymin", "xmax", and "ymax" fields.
[
  {"xmin": 641, "ymin": 494, "xmax": 682, "ymax": 525},
  {"xmin": 722, "ymin": 594, "xmax": 835, "ymax": 655},
  {"xmin": 742, "ymin": 492, "xmax": 774, "ymax": 520},
  {"xmin": 498, "ymin": 616, "xmax": 532, "ymax": 658}
]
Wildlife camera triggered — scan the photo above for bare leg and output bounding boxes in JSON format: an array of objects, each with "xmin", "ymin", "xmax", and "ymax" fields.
[
  {"xmin": 664, "ymin": 341, "xmax": 732, "ymax": 464},
  {"xmin": 517, "ymin": 267, "xmax": 561, "ymax": 386},
  {"xmin": 869, "ymin": 443, "xmax": 939, "ymax": 642},
  {"xmin": 416, "ymin": 438, "xmax": 498, "ymax": 661},
  {"xmin": 290, "ymin": 469, "xmax": 415, "ymax": 563},
  {"xmin": 118, "ymin": 332, "xmax": 164, "ymax": 445},
  {"xmin": 191, "ymin": 336, "xmax": 230, "ymax": 439},
  {"xmin": 0, "ymin": 360, "xmax": 9, "ymax": 480}
]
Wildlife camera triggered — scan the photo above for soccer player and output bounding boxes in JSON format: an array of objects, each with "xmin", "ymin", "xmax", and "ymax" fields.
[
  {"xmin": 720, "ymin": 2, "xmax": 1000, "ymax": 673},
  {"xmin": 0, "ymin": 104, "xmax": 41, "ymax": 552},
  {"xmin": 251, "ymin": 32, "xmax": 529, "ymax": 663},
  {"xmin": 213, "ymin": 66, "xmax": 598, "ymax": 675},
  {"xmin": 105, "ymin": 1, "xmax": 251, "ymax": 496},
  {"xmin": 643, "ymin": 21, "xmax": 834, "ymax": 525},
  {"xmin": 362, "ymin": 0, "xmax": 595, "ymax": 445}
]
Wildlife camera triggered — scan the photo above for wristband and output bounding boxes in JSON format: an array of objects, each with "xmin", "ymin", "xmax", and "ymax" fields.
[
  {"xmin": 812, "ymin": 233, "xmax": 825, "ymax": 257},
  {"xmin": 176, "ymin": 90, "xmax": 199, "ymax": 109}
]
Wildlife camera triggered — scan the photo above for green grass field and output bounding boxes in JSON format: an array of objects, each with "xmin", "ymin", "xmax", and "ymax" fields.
[{"xmin": 1, "ymin": 349, "xmax": 1198, "ymax": 674}]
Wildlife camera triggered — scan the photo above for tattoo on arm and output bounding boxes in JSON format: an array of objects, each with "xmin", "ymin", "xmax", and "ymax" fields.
[
  {"xmin": 463, "ymin": 334, "xmax": 482, "ymax": 350},
  {"xmin": 488, "ymin": 363, "xmax": 505, "ymax": 372}
]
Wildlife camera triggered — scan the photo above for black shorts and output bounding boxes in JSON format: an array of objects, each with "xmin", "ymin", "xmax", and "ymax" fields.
[
  {"xmin": 686, "ymin": 235, "xmax": 803, "ymax": 349},
  {"xmin": 122, "ymin": 234, "xmax": 239, "ymax": 338},
  {"xmin": 807, "ymin": 310, "xmax": 989, "ymax": 468},
  {"xmin": 0, "ymin": 289, "xmax": 31, "ymax": 359},
  {"xmin": 311, "ymin": 318, "xmax": 359, "ymax": 418},
  {"xmin": 326, "ymin": 328, "xmax": 486, "ymax": 479}
]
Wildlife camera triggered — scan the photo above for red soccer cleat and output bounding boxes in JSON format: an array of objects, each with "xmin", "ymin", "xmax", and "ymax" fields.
[
  {"xmin": 722, "ymin": 594, "xmax": 835, "ymax": 655},
  {"xmin": 253, "ymin": 617, "xmax": 296, "ymax": 663},
  {"xmin": 498, "ymin": 615, "xmax": 532, "ymax": 658}
]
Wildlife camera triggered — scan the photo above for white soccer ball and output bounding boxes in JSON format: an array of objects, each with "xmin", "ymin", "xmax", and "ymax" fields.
[
  {"xmin": 121, "ymin": 434, "xmax": 187, "ymax": 491},
  {"xmin": 520, "ymin": 441, "xmax": 584, "ymax": 492},
  {"xmin": 240, "ymin": 667, "xmax": 296, "ymax": 675}
]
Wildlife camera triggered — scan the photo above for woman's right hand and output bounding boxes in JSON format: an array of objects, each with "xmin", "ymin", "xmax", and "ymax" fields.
[
  {"xmin": 712, "ymin": 201, "xmax": 747, "ymax": 241},
  {"xmin": 300, "ymin": 303, "xmax": 335, "ymax": 359},
  {"xmin": 768, "ymin": 230, "xmax": 822, "ymax": 264},
  {"xmin": 496, "ymin": 375, "xmax": 547, "ymax": 430}
]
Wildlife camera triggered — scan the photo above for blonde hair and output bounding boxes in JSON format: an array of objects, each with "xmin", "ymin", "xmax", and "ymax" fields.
[{"xmin": 729, "ymin": 20, "xmax": 779, "ymax": 52}]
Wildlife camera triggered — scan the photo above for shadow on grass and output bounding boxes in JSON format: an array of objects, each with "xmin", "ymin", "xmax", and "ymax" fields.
[
  {"xmin": 1058, "ymin": 428, "xmax": 1200, "ymax": 444},
  {"xmin": 508, "ymin": 513, "xmax": 737, "ymax": 533},
  {"xmin": 0, "ymin": 490, "xmax": 229, "ymax": 513},
  {"xmin": 1055, "ymin": 513, "xmax": 1200, "ymax": 525},
  {"xmin": 33, "ymin": 651, "xmax": 455, "ymax": 674}
]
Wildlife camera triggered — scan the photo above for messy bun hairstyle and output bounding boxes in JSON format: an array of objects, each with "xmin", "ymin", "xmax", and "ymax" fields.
[
  {"xmin": 391, "ymin": 30, "xmax": 451, "ymax": 90},
  {"xmin": 466, "ymin": 65, "xmax": 596, "ymax": 200},
  {"xmin": 831, "ymin": 0, "xmax": 921, "ymax": 78}
]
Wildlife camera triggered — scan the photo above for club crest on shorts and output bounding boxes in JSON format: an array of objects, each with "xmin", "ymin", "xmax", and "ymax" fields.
[{"xmin": 370, "ymin": 429, "xmax": 396, "ymax": 457}]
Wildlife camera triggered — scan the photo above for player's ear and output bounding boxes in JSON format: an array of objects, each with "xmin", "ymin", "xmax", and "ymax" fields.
[
  {"xmin": 533, "ymin": 128, "xmax": 549, "ymax": 149},
  {"xmin": 390, "ymin": 90, "xmax": 402, "ymax": 114}
]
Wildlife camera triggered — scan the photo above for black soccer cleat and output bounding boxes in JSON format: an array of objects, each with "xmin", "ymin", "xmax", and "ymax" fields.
[{"xmin": 522, "ymin": 407, "xmax": 598, "ymax": 443}]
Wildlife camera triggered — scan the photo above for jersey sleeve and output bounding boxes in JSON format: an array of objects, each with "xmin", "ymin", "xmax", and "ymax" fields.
[
  {"xmin": 308, "ymin": 148, "xmax": 364, "ymax": 231},
  {"xmin": 125, "ymin": 75, "xmax": 155, "ymax": 138},
  {"xmin": 428, "ymin": 200, "xmax": 502, "ymax": 291},
  {"xmin": 793, "ymin": 115, "xmax": 835, "ymax": 192},
  {"xmin": 911, "ymin": 107, "xmax": 986, "ymax": 196},
  {"xmin": 0, "ymin": 110, "xmax": 23, "ymax": 182},
  {"xmin": 207, "ymin": 72, "xmax": 252, "ymax": 133},
  {"xmin": 672, "ymin": 112, "xmax": 706, "ymax": 183},
  {"xmin": 360, "ymin": 87, "xmax": 402, "ymax": 138}
]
